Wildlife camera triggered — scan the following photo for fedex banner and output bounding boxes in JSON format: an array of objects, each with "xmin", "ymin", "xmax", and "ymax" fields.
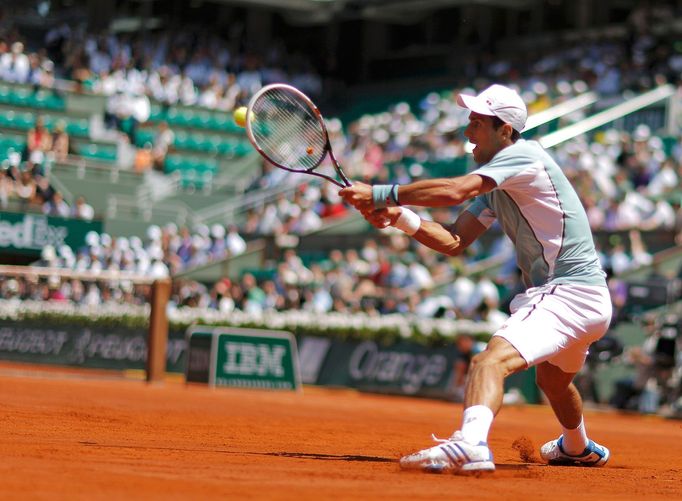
[{"xmin": 0, "ymin": 211, "xmax": 102, "ymax": 255}]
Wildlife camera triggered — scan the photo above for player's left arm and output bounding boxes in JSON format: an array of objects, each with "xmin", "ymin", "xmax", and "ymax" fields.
[{"xmin": 415, "ymin": 210, "xmax": 487, "ymax": 256}]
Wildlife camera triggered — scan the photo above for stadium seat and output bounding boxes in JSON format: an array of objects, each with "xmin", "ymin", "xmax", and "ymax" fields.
[
  {"xmin": 149, "ymin": 105, "xmax": 166, "ymax": 122},
  {"xmin": 0, "ymin": 132, "xmax": 26, "ymax": 152},
  {"xmin": 193, "ymin": 111, "xmax": 212, "ymax": 129},
  {"xmin": 164, "ymin": 155, "xmax": 184, "ymax": 173},
  {"xmin": 147, "ymin": 101, "xmax": 248, "ymax": 137},
  {"xmin": 174, "ymin": 131, "xmax": 190, "ymax": 149},
  {"xmin": 177, "ymin": 110, "xmax": 194, "ymax": 127},
  {"xmin": 182, "ymin": 169, "xmax": 197, "ymax": 189},
  {"xmin": 65, "ymin": 118, "xmax": 89, "ymax": 137},
  {"xmin": 234, "ymin": 142, "xmax": 252, "ymax": 156},
  {"xmin": 34, "ymin": 91, "xmax": 64, "ymax": 110},
  {"xmin": 135, "ymin": 129, "xmax": 155, "ymax": 147},
  {"xmin": 0, "ymin": 85, "xmax": 66, "ymax": 111},
  {"xmin": 17, "ymin": 112, "xmax": 34, "ymax": 129},
  {"xmin": 134, "ymin": 125, "xmax": 249, "ymax": 159},
  {"xmin": 10, "ymin": 88, "xmax": 31, "ymax": 106},
  {"xmin": 662, "ymin": 136, "xmax": 678, "ymax": 157},
  {"xmin": 80, "ymin": 143, "xmax": 117, "ymax": 162},
  {"xmin": 0, "ymin": 110, "xmax": 13, "ymax": 127},
  {"xmin": 0, "ymin": 86, "xmax": 10, "ymax": 103}
]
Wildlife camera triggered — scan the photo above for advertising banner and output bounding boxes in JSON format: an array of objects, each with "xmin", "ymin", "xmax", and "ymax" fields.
[
  {"xmin": 0, "ymin": 320, "xmax": 186, "ymax": 372},
  {"xmin": 186, "ymin": 326, "xmax": 301, "ymax": 391},
  {"xmin": 0, "ymin": 211, "xmax": 102, "ymax": 256},
  {"xmin": 298, "ymin": 336, "xmax": 539, "ymax": 403},
  {"xmin": 0, "ymin": 320, "xmax": 537, "ymax": 402}
]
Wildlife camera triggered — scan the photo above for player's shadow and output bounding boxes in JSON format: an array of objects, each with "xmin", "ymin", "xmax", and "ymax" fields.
[
  {"xmin": 78, "ymin": 441, "xmax": 395, "ymax": 462},
  {"xmin": 495, "ymin": 463, "xmax": 533, "ymax": 470},
  {"xmin": 265, "ymin": 451, "xmax": 395, "ymax": 462}
]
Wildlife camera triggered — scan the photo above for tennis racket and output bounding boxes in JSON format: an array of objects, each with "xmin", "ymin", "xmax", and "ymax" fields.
[{"xmin": 245, "ymin": 83, "xmax": 351, "ymax": 188}]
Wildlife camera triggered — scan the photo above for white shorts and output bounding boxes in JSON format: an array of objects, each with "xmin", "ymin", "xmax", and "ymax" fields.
[{"xmin": 493, "ymin": 284, "xmax": 612, "ymax": 373}]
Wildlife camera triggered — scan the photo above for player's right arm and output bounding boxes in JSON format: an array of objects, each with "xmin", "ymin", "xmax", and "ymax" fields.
[
  {"xmin": 366, "ymin": 207, "xmax": 486, "ymax": 257},
  {"xmin": 339, "ymin": 175, "xmax": 496, "ymax": 212},
  {"xmin": 396, "ymin": 174, "xmax": 496, "ymax": 207}
]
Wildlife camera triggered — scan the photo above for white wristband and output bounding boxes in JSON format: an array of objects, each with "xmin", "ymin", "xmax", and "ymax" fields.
[{"xmin": 393, "ymin": 207, "xmax": 421, "ymax": 236}]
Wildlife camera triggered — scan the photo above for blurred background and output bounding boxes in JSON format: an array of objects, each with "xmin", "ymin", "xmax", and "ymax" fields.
[{"xmin": 0, "ymin": 0, "xmax": 681, "ymax": 417}]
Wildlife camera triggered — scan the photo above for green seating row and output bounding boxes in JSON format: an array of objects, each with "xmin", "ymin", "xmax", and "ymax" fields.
[
  {"xmin": 0, "ymin": 110, "xmax": 89, "ymax": 137},
  {"xmin": 662, "ymin": 136, "xmax": 679, "ymax": 157},
  {"xmin": 164, "ymin": 155, "xmax": 217, "ymax": 174},
  {"xmin": 0, "ymin": 134, "xmax": 25, "ymax": 153},
  {"xmin": 0, "ymin": 146, "xmax": 20, "ymax": 163},
  {"xmin": 0, "ymin": 86, "xmax": 66, "ymax": 111},
  {"xmin": 0, "ymin": 131, "xmax": 115, "ymax": 163},
  {"xmin": 136, "ymin": 128, "xmax": 251, "ymax": 156},
  {"xmin": 78, "ymin": 143, "xmax": 117, "ymax": 162},
  {"xmin": 177, "ymin": 169, "xmax": 214, "ymax": 190},
  {"xmin": 164, "ymin": 155, "xmax": 218, "ymax": 191},
  {"xmin": 149, "ymin": 105, "xmax": 244, "ymax": 134}
]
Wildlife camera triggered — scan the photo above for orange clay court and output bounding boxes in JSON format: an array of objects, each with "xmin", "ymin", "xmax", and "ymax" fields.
[{"xmin": 1, "ymin": 363, "xmax": 681, "ymax": 501}]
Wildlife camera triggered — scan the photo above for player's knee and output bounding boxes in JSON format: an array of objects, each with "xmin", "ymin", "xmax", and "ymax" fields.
[
  {"xmin": 469, "ymin": 338, "xmax": 527, "ymax": 377},
  {"xmin": 535, "ymin": 375, "xmax": 552, "ymax": 396},
  {"xmin": 469, "ymin": 350, "xmax": 514, "ymax": 377},
  {"xmin": 536, "ymin": 362, "xmax": 575, "ymax": 397},
  {"xmin": 536, "ymin": 374, "xmax": 568, "ymax": 398},
  {"xmin": 468, "ymin": 352, "xmax": 485, "ymax": 372}
]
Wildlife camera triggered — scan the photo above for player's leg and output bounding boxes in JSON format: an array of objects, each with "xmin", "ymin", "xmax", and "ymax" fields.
[
  {"xmin": 537, "ymin": 360, "xmax": 610, "ymax": 466},
  {"xmin": 532, "ymin": 285, "xmax": 612, "ymax": 466},
  {"xmin": 399, "ymin": 337, "xmax": 527, "ymax": 473},
  {"xmin": 399, "ymin": 284, "xmax": 611, "ymax": 473},
  {"xmin": 460, "ymin": 337, "xmax": 528, "ymax": 441},
  {"xmin": 535, "ymin": 361, "xmax": 583, "ymax": 429}
]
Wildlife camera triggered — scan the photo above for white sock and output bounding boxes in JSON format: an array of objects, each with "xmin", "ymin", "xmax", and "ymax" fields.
[
  {"xmin": 561, "ymin": 417, "xmax": 588, "ymax": 455},
  {"xmin": 460, "ymin": 405, "xmax": 494, "ymax": 445}
]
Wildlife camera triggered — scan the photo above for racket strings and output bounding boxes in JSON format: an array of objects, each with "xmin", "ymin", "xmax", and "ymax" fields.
[{"xmin": 250, "ymin": 88, "xmax": 327, "ymax": 170}]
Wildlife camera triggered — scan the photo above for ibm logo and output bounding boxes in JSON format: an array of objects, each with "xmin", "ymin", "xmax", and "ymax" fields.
[{"xmin": 222, "ymin": 341, "xmax": 286, "ymax": 377}]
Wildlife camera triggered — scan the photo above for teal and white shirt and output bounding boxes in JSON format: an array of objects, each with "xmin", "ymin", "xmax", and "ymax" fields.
[{"xmin": 466, "ymin": 139, "xmax": 606, "ymax": 288}]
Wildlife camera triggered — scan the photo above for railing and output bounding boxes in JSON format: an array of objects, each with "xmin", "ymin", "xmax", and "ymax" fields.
[
  {"xmin": 539, "ymin": 84, "xmax": 676, "ymax": 148},
  {"xmin": 210, "ymin": 152, "xmax": 260, "ymax": 193},
  {"xmin": 106, "ymin": 193, "xmax": 192, "ymax": 225},
  {"xmin": 0, "ymin": 264, "xmax": 157, "ymax": 284},
  {"xmin": 143, "ymin": 171, "xmax": 181, "ymax": 202},
  {"xmin": 522, "ymin": 91, "xmax": 599, "ymax": 133},
  {"xmin": 50, "ymin": 157, "xmax": 143, "ymax": 184},
  {"xmin": 193, "ymin": 179, "xmax": 300, "ymax": 226},
  {"xmin": 44, "ymin": 168, "xmax": 74, "ymax": 204}
]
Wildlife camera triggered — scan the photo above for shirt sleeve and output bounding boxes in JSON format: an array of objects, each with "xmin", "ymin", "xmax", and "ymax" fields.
[
  {"xmin": 465, "ymin": 196, "xmax": 496, "ymax": 229},
  {"xmin": 470, "ymin": 144, "xmax": 537, "ymax": 189}
]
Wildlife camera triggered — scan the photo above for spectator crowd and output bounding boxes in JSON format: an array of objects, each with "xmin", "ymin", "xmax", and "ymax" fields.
[{"xmin": 0, "ymin": 111, "xmax": 94, "ymax": 219}]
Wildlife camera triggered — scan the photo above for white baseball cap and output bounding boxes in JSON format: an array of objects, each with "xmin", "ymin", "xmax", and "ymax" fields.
[{"xmin": 457, "ymin": 84, "xmax": 527, "ymax": 132}]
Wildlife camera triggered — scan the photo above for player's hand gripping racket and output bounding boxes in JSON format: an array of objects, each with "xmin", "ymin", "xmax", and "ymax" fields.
[{"xmin": 245, "ymin": 84, "xmax": 351, "ymax": 188}]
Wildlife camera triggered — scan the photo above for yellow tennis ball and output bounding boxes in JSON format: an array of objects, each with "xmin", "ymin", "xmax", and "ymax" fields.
[{"xmin": 233, "ymin": 106, "xmax": 251, "ymax": 127}]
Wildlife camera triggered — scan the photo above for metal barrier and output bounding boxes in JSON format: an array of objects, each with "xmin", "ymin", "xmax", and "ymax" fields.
[{"xmin": 539, "ymin": 84, "xmax": 677, "ymax": 148}]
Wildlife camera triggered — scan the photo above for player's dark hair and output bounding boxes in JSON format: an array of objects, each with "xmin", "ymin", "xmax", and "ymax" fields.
[{"xmin": 491, "ymin": 116, "xmax": 521, "ymax": 142}]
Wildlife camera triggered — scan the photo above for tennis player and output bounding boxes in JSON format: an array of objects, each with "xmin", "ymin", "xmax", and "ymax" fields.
[{"xmin": 339, "ymin": 84, "xmax": 612, "ymax": 473}]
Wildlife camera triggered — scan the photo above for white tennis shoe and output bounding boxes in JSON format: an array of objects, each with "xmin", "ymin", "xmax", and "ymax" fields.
[
  {"xmin": 540, "ymin": 436, "xmax": 610, "ymax": 466},
  {"xmin": 399, "ymin": 431, "xmax": 495, "ymax": 473}
]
